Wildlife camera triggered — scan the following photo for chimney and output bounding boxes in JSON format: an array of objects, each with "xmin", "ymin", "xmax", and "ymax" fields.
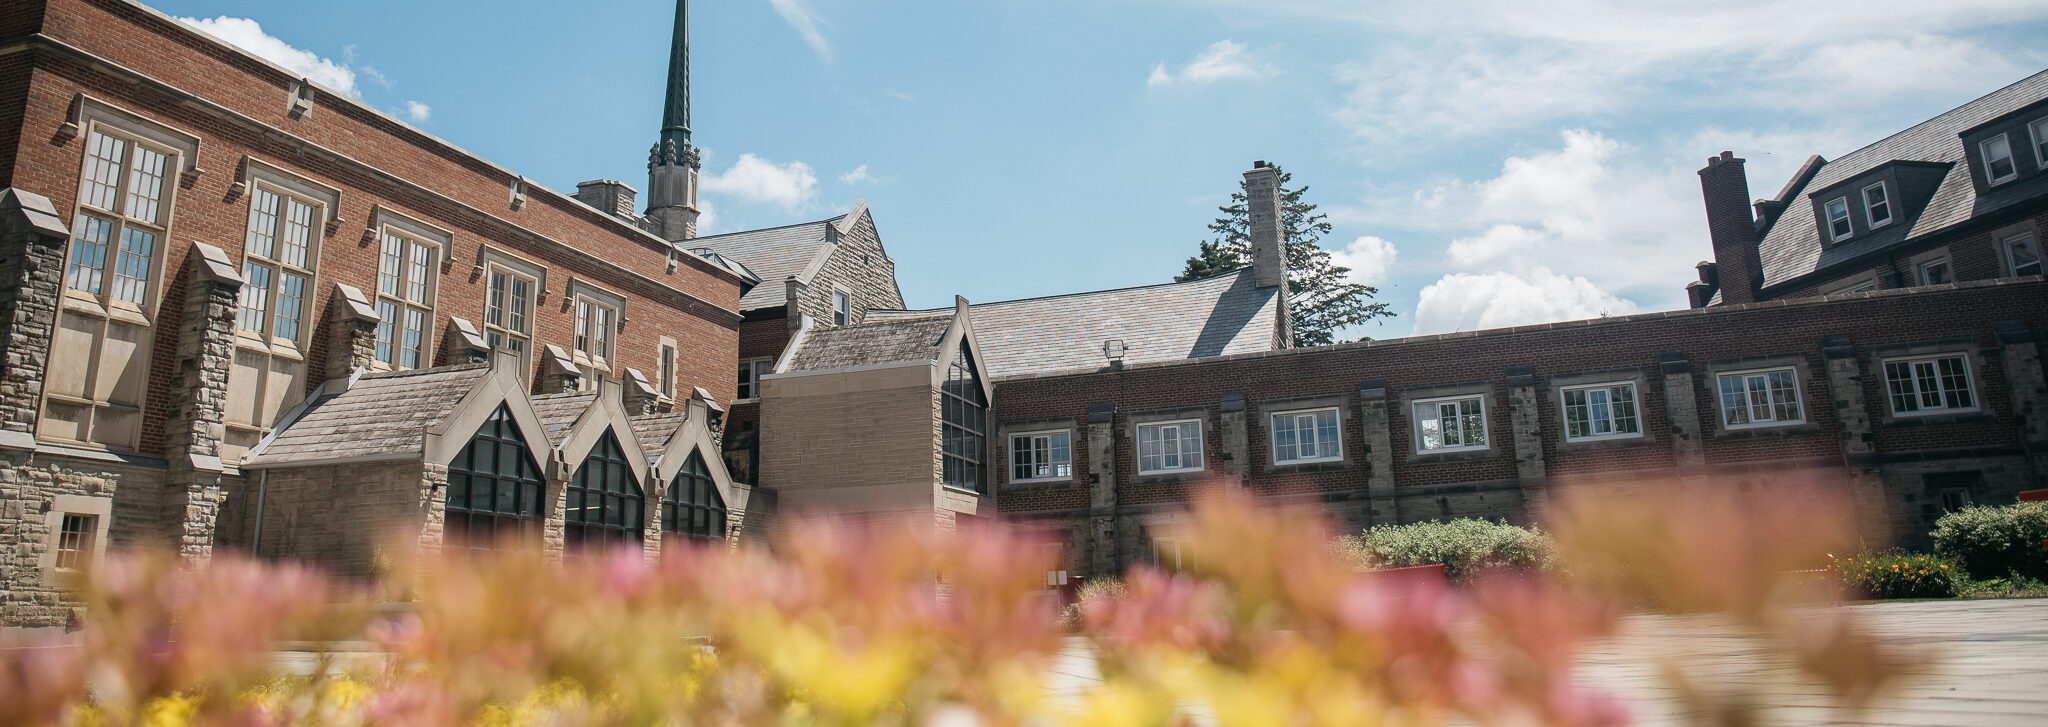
[
  {"xmin": 574, "ymin": 179, "xmax": 639, "ymax": 220},
  {"xmin": 1243, "ymin": 161, "xmax": 1294, "ymax": 348},
  {"xmin": 1698, "ymin": 151, "xmax": 1763, "ymax": 305}
]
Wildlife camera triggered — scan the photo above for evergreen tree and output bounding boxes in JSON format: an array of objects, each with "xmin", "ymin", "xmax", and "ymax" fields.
[{"xmin": 1175, "ymin": 165, "xmax": 1394, "ymax": 345}]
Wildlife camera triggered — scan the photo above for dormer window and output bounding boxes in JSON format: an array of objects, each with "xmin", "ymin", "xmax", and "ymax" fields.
[
  {"xmin": 1824, "ymin": 197, "xmax": 1853, "ymax": 241},
  {"xmin": 1980, "ymin": 134, "xmax": 2016, "ymax": 185},
  {"xmin": 1862, "ymin": 183, "xmax": 1891, "ymax": 228},
  {"xmin": 2031, "ymin": 117, "xmax": 2048, "ymax": 171}
]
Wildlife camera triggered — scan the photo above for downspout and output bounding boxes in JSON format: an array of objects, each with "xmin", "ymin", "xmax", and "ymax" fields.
[{"xmin": 251, "ymin": 468, "xmax": 269, "ymax": 557}]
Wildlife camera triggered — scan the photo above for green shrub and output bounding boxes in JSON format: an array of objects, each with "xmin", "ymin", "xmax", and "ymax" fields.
[
  {"xmin": 1831, "ymin": 551, "xmax": 1962, "ymax": 600},
  {"xmin": 1339, "ymin": 519, "xmax": 1554, "ymax": 582},
  {"xmin": 1931, "ymin": 503, "xmax": 2048, "ymax": 581}
]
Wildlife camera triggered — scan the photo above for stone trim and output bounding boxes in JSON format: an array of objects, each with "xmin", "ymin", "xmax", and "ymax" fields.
[
  {"xmin": 1253, "ymin": 393, "xmax": 1355, "ymax": 473},
  {"xmin": 1868, "ymin": 343, "xmax": 1992, "ymax": 425},
  {"xmin": 997, "ymin": 418, "xmax": 1080, "ymax": 487},
  {"xmin": 1699, "ymin": 353, "xmax": 1822, "ymax": 437},
  {"xmin": 38, "ymin": 493, "xmax": 113, "ymax": 586},
  {"xmin": 1396, "ymin": 382, "xmax": 1502, "ymax": 462},
  {"xmin": 1546, "ymin": 367, "xmax": 1652, "ymax": 450}
]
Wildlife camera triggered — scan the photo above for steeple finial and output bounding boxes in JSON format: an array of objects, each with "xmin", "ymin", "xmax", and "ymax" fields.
[{"xmin": 658, "ymin": 0, "xmax": 690, "ymax": 149}]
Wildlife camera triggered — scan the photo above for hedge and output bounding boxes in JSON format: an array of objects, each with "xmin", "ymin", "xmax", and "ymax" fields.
[
  {"xmin": 1830, "ymin": 551, "xmax": 1962, "ymax": 599},
  {"xmin": 1339, "ymin": 519, "xmax": 1554, "ymax": 582},
  {"xmin": 1931, "ymin": 503, "xmax": 2048, "ymax": 582}
]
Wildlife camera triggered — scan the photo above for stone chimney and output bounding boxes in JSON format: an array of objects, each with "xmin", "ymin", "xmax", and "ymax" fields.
[
  {"xmin": 574, "ymin": 179, "xmax": 638, "ymax": 220},
  {"xmin": 1244, "ymin": 161, "xmax": 1287, "ymax": 290},
  {"xmin": 1698, "ymin": 151, "xmax": 1763, "ymax": 305},
  {"xmin": 1685, "ymin": 262, "xmax": 1719, "ymax": 309}
]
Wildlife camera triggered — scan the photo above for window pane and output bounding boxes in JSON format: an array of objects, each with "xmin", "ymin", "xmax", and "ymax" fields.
[
  {"xmin": 1939, "ymin": 357, "xmax": 1973, "ymax": 409},
  {"xmin": 378, "ymin": 234, "xmax": 404, "ymax": 298},
  {"xmin": 67, "ymin": 214, "xmax": 113, "ymax": 295},
  {"xmin": 1984, "ymin": 135, "xmax": 2015, "ymax": 180},
  {"xmin": 1767, "ymin": 371, "xmax": 1800, "ymax": 422},
  {"xmin": 374, "ymin": 300, "xmax": 398, "ymax": 364},
  {"xmin": 402, "ymin": 307, "xmax": 426, "ymax": 369},
  {"xmin": 280, "ymin": 198, "xmax": 314, "ymax": 268},
  {"xmin": 486, "ymin": 270, "xmax": 506, "ymax": 327},
  {"xmin": 510, "ymin": 277, "xmax": 531, "ymax": 333},
  {"xmin": 123, "ymin": 146, "xmax": 167, "ymax": 223},
  {"xmin": 406, "ymin": 242, "xmax": 431, "ymax": 305},
  {"xmin": 274, "ymin": 272, "xmax": 306, "ymax": 343},
  {"xmin": 80, "ymin": 132, "xmax": 126, "ymax": 211},
  {"xmin": 238, "ymin": 262, "xmax": 272, "ymax": 334},
  {"xmin": 110, "ymin": 227, "xmax": 155, "ymax": 305},
  {"xmin": 2010, "ymin": 235, "xmax": 2041, "ymax": 276},
  {"xmin": 246, "ymin": 187, "xmax": 280, "ymax": 260}
]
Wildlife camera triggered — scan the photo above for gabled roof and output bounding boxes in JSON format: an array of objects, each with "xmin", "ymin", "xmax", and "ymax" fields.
[
  {"xmin": 530, "ymin": 392, "xmax": 599, "ymax": 439},
  {"xmin": 629, "ymin": 410, "xmax": 689, "ymax": 455},
  {"xmin": 782, "ymin": 315, "xmax": 955, "ymax": 372},
  {"xmin": 686, "ymin": 216, "xmax": 844, "ymax": 311},
  {"xmin": 245, "ymin": 364, "xmax": 493, "ymax": 466},
  {"xmin": 865, "ymin": 268, "xmax": 1281, "ymax": 379},
  {"xmin": 1756, "ymin": 68, "xmax": 2048, "ymax": 289}
]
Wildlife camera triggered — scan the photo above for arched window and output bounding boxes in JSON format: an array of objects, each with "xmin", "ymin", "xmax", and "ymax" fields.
[
  {"xmin": 565, "ymin": 431, "xmax": 644, "ymax": 552},
  {"xmin": 446, "ymin": 404, "xmax": 545, "ymax": 552},
  {"xmin": 663, "ymin": 450, "xmax": 726, "ymax": 546}
]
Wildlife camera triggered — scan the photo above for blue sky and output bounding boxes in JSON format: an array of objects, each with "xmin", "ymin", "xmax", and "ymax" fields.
[{"xmin": 154, "ymin": 0, "xmax": 2048, "ymax": 338}]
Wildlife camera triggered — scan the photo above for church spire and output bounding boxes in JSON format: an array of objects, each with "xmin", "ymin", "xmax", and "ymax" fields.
[
  {"xmin": 646, "ymin": 0, "xmax": 701, "ymax": 240},
  {"xmin": 658, "ymin": 0, "xmax": 690, "ymax": 149}
]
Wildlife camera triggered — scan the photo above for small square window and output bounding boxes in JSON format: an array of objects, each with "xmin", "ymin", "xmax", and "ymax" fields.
[
  {"xmin": 1883, "ymin": 354, "xmax": 1976, "ymax": 416},
  {"xmin": 1271, "ymin": 407, "xmax": 1342, "ymax": 464},
  {"xmin": 1136, "ymin": 419, "xmax": 1203, "ymax": 474},
  {"xmin": 1717, "ymin": 367, "xmax": 1803, "ymax": 429},
  {"xmin": 1862, "ymin": 183, "xmax": 1890, "ymax": 228},
  {"xmin": 1981, "ymin": 134, "xmax": 2016, "ymax": 185},
  {"xmin": 1917, "ymin": 257, "xmax": 1952, "ymax": 286},
  {"xmin": 55, "ymin": 513, "xmax": 96, "ymax": 571},
  {"xmin": 2004, "ymin": 233, "xmax": 2041, "ymax": 277},
  {"xmin": 1411, "ymin": 395, "xmax": 1487, "ymax": 453},
  {"xmin": 1560, "ymin": 381, "xmax": 1641, "ymax": 442},
  {"xmin": 1153, "ymin": 537, "xmax": 1194, "ymax": 574},
  {"xmin": 1010, "ymin": 430, "xmax": 1073, "ymax": 482},
  {"xmin": 1824, "ymin": 197, "xmax": 1853, "ymax": 241}
]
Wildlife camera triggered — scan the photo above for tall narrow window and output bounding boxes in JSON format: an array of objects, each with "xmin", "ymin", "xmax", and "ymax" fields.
[
  {"xmin": 1010, "ymin": 430, "xmax": 1072, "ymax": 482},
  {"xmin": 1981, "ymin": 134, "xmax": 2016, "ymax": 185},
  {"xmin": 1862, "ymin": 183, "xmax": 1891, "ymax": 228},
  {"xmin": 1717, "ymin": 368, "xmax": 1803, "ymax": 428},
  {"xmin": 1271, "ymin": 407, "xmax": 1341, "ymax": 463},
  {"xmin": 374, "ymin": 230, "xmax": 436, "ymax": 369},
  {"xmin": 1824, "ymin": 197, "xmax": 1853, "ymax": 241},
  {"xmin": 2004, "ymin": 233, "xmax": 2041, "ymax": 277},
  {"xmin": 941, "ymin": 345, "xmax": 987, "ymax": 491},
  {"xmin": 1413, "ymin": 395, "xmax": 1487, "ymax": 452},
  {"xmin": 1561, "ymin": 382, "xmax": 1640, "ymax": 441},
  {"xmin": 833, "ymin": 288, "xmax": 852, "ymax": 326},
  {"xmin": 1883, "ymin": 354, "xmax": 1976, "ymax": 416},
  {"xmin": 663, "ymin": 450, "xmax": 726, "ymax": 547},
  {"xmin": 45, "ymin": 126, "xmax": 181, "ymax": 449},
  {"xmin": 565, "ymin": 432, "xmax": 644, "ymax": 553},
  {"xmin": 2031, "ymin": 117, "xmax": 2048, "ymax": 171},
  {"xmin": 54, "ymin": 514, "xmax": 97, "ymax": 571},
  {"xmin": 445, "ymin": 404, "xmax": 545, "ymax": 552},
  {"xmin": 226, "ymin": 183, "xmax": 322, "ymax": 457},
  {"xmin": 1137, "ymin": 420, "xmax": 1203, "ymax": 474},
  {"xmin": 570, "ymin": 287, "xmax": 621, "ymax": 388},
  {"xmin": 484, "ymin": 264, "xmax": 536, "ymax": 366},
  {"xmin": 659, "ymin": 343, "xmax": 677, "ymax": 399}
]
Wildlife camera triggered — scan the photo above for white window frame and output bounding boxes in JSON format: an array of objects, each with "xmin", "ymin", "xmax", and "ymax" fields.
[
  {"xmin": 1410, "ymin": 394, "xmax": 1488, "ymax": 454},
  {"xmin": 1715, "ymin": 367, "xmax": 1805, "ymax": 430},
  {"xmin": 1009, "ymin": 428, "xmax": 1074, "ymax": 483},
  {"xmin": 832, "ymin": 286, "xmax": 852, "ymax": 326},
  {"xmin": 1559, "ymin": 381, "xmax": 1642, "ymax": 442},
  {"xmin": 736, "ymin": 357, "xmax": 773, "ymax": 401},
  {"xmin": 1823, "ymin": 197, "xmax": 1853, "ymax": 242},
  {"xmin": 2031, "ymin": 117, "xmax": 2048, "ymax": 171},
  {"xmin": 1882, "ymin": 353, "xmax": 1978, "ymax": 417},
  {"xmin": 2003, "ymin": 232, "xmax": 2041, "ymax": 277},
  {"xmin": 1917, "ymin": 256, "xmax": 1953, "ymax": 286},
  {"xmin": 372, "ymin": 228, "xmax": 439, "ymax": 370},
  {"xmin": 1981, "ymin": 133, "xmax": 2017, "ymax": 186},
  {"xmin": 480, "ymin": 249, "xmax": 544, "ymax": 372},
  {"xmin": 1270, "ymin": 406, "xmax": 1343, "ymax": 464},
  {"xmin": 1136, "ymin": 418, "xmax": 1204, "ymax": 475},
  {"xmin": 1861, "ymin": 182, "xmax": 1891, "ymax": 229},
  {"xmin": 569, "ymin": 281, "xmax": 624, "ymax": 385}
]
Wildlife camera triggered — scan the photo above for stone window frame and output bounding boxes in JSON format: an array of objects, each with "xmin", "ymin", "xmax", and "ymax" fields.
[
  {"xmin": 1253, "ymin": 393, "xmax": 1354, "ymax": 472},
  {"xmin": 39, "ymin": 494, "xmax": 113, "ymax": 587},
  {"xmin": 997, "ymin": 417, "xmax": 1079, "ymax": 486},
  {"xmin": 1127, "ymin": 407, "xmax": 1209, "ymax": 479},
  {"xmin": 1397, "ymin": 382, "xmax": 1501, "ymax": 463},
  {"xmin": 1992, "ymin": 219, "xmax": 2043, "ymax": 278},
  {"xmin": 658, "ymin": 336, "xmax": 679, "ymax": 402},
  {"xmin": 1861, "ymin": 181, "xmax": 1892, "ymax": 229},
  {"xmin": 1910, "ymin": 246, "xmax": 1954, "ymax": 287},
  {"xmin": 568, "ymin": 279, "xmax": 626, "ymax": 387},
  {"xmin": 1702, "ymin": 354, "xmax": 1819, "ymax": 437},
  {"xmin": 1548, "ymin": 368, "xmax": 1651, "ymax": 449},
  {"xmin": 1873, "ymin": 341, "xmax": 1985, "ymax": 423},
  {"xmin": 1822, "ymin": 272, "xmax": 1880, "ymax": 295},
  {"xmin": 478, "ymin": 245, "xmax": 547, "ymax": 376},
  {"xmin": 369, "ymin": 206, "xmax": 449, "ymax": 371},
  {"xmin": 236, "ymin": 160, "xmax": 338, "ymax": 351}
]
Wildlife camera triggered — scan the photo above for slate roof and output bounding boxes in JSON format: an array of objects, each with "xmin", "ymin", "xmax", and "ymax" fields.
[
  {"xmin": 783, "ymin": 315, "xmax": 955, "ymax": 373},
  {"xmin": 867, "ymin": 268, "xmax": 1281, "ymax": 379},
  {"xmin": 685, "ymin": 216, "xmax": 843, "ymax": 311},
  {"xmin": 629, "ymin": 411, "xmax": 689, "ymax": 457},
  {"xmin": 1756, "ymin": 68, "xmax": 2048, "ymax": 289},
  {"xmin": 246, "ymin": 364, "xmax": 492, "ymax": 466},
  {"xmin": 530, "ymin": 392, "xmax": 597, "ymax": 439}
]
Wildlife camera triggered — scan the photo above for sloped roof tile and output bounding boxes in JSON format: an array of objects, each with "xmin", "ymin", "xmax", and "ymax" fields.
[
  {"xmin": 530, "ymin": 392, "xmax": 598, "ymax": 438},
  {"xmin": 246, "ymin": 364, "xmax": 492, "ymax": 466},
  {"xmin": 686, "ymin": 216, "xmax": 843, "ymax": 311},
  {"xmin": 783, "ymin": 316, "xmax": 953, "ymax": 372}
]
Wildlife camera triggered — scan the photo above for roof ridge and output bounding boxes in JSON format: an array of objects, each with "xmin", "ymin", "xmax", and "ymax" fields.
[
  {"xmin": 683, "ymin": 214, "xmax": 846, "ymax": 243},
  {"xmin": 1819, "ymin": 67, "xmax": 2048, "ymax": 169},
  {"xmin": 358, "ymin": 362, "xmax": 489, "ymax": 381},
  {"xmin": 873, "ymin": 267, "xmax": 1251, "ymax": 315}
]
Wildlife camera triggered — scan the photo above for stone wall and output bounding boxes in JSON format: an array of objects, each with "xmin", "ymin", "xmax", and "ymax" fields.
[
  {"xmin": 759, "ymin": 362, "xmax": 938, "ymax": 514},
  {"xmin": 243, "ymin": 461, "xmax": 431, "ymax": 580},
  {"xmin": 0, "ymin": 451, "xmax": 168, "ymax": 628},
  {"xmin": 796, "ymin": 210, "xmax": 904, "ymax": 327}
]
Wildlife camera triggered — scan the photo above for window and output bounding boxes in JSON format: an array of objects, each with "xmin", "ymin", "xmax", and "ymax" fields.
[
  {"xmin": 2004, "ymin": 233, "xmax": 2041, "ymax": 277},
  {"xmin": 1940, "ymin": 488, "xmax": 1973, "ymax": 513},
  {"xmin": 1917, "ymin": 257, "xmax": 1952, "ymax": 286},
  {"xmin": 374, "ymin": 230, "xmax": 436, "ymax": 369},
  {"xmin": 565, "ymin": 431, "xmax": 644, "ymax": 552},
  {"xmin": 1823, "ymin": 277, "xmax": 1878, "ymax": 295},
  {"xmin": 2032, "ymin": 117, "xmax": 2048, "ymax": 171},
  {"xmin": 1717, "ymin": 368, "xmax": 1803, "ymax": 428},
  {"xmin": 1561, "ymin": 382, "xmax": 1640, "ymax": 441},
  {"xmin": 570, "ymin": 285, "xmax": 622, "ymax": 389},
  {"xmin": 941, "ymin": 345, "xmax": 987, "ymax": 491},
  {"xmin": 226, "ymin": 181, "xmax": 324, "ymax": 457},
  {"xmin": 1824, "ymin": 197, "xmax": 1852, "ymax": 241},
  {"xmin": 1153, "ymin": 537, "xmax": 1193, "ymax": 574},
  {"xmin": 483, "ymin": 263, "xmax": 536, "ymax": 367},
  {"xmin": 832, "ymin": 288, "xmax": 852, "ymax": 326},
  {"xmin": 1010, "ymin": 430, "xmax": 1072, "ymax": 482},
  {"xmin": 1883, "ymin": 354, "xmax": 1976, "ymax": 416},
  {"xmin": 737, "ymin": 357, "xmax": 772, "ymax": 400},
  {"xmin": 1137, "ymin": 419, "xmax": 1203, "ymax": 474},
  {"xmin": 1271, "ymin": 407, "xmax": 1341, "ymax": 463},
  {"xmin": 54, "ymin": 514, "xmax": 96, "ymax": 571},
  {"xmin": 659, "ymin": 343, "xmax": 677, "ymax": 399},
  {"xmin": 44, "ymin": 125, "xmax": 184, "ymax": 449},
  {"xmin": 1412, "ymin": 395, "xmax": 1486, "ymax": 453},
  {"xmin": 445, "ymin": 404, "xmax": 546, "ymax": 552},
  {"xmin": 1981, "ymin": 134, "xmax": 2016, "ymax": 185},
  {"xmin": 663, "ymin": 450, "xmax": 727, "ymax": 546},
  {"xmin": 1862, "ymin": 183, "xmax": 1891, "ymax": 228}
]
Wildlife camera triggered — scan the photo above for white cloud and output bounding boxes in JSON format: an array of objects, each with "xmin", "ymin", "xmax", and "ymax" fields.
[
  {"xmin": 768, "ymin": 0, "xmax": 832, "ymax": 61},
  {"xmin": 176, "ymin": 16, "xmax": 357, "ymax": 97},
  {"xmin": 839, "ymin": 164, "xmax": 873, "ymax": 185},
  {"xmin": 1330, "ymin": 235, "xmax": 1397, "ymax": 286},
  {"xmin": 884, "ymin": 89, "xmax": 917, "ymax": 102},
  {"xmin": 361, "ymin": 65, "xmax": 394, "ymax": 90},
  {"xmin": 402, "ymin": 101, "xmax": 431, "ymax": 122},
  {"xmin": 1147, "ymin": 40, "xmax": 1273, "ymax": 87},
  {"xmin": 1413, "ymin": 267, "xmax": 1637, "ymax": 334},
  {"xmin": 703, "ymin": 153, "xmax": 818, "ymax": 210},
  {"xmin": 693, "ymin": 197, "xmax": 720, "ymax": 236}
]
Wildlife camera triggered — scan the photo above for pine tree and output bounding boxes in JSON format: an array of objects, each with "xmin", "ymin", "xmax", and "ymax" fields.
[{"xmin": 1175, "ymin": 165, "xmax": 1393, "ymax": 345}]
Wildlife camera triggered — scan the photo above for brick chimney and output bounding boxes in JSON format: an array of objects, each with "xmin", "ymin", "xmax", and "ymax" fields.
[
  {"xmin": 1698, "ymin": 151, "xmax": 1763, "ymax": 305},
  {"xmin": 574, "ymin": 179, "xmax": 638, "ymax": 220},
  {"xmin": 1243, "ymin": 161, "xmax": 1294, "ymax": 348}
]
